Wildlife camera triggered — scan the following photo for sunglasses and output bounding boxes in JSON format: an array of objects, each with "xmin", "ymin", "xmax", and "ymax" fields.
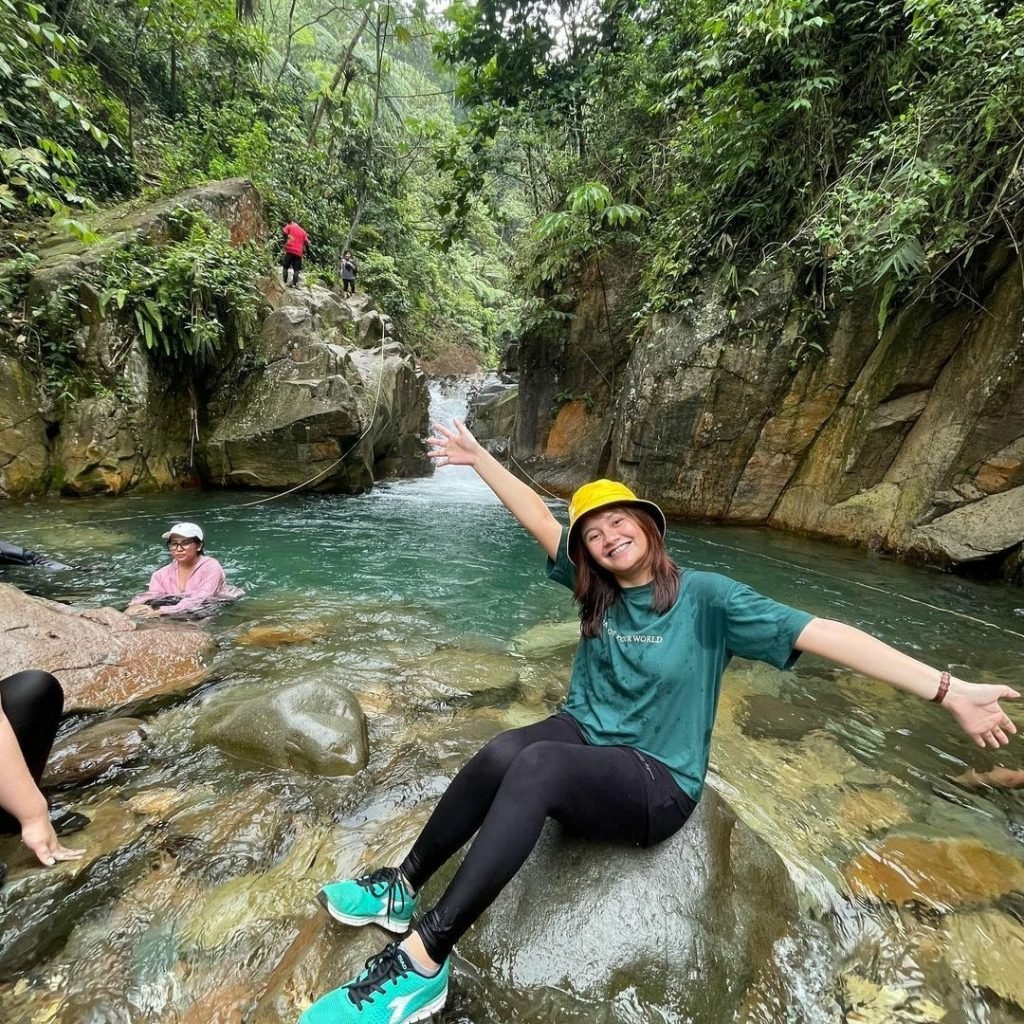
[{"xmin": 167, "ymin": 539, "xmax": 199, "ymax": 549}]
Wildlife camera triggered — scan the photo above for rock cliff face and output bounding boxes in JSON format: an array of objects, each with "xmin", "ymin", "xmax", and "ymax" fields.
[
  {"xmin": 0, "ymin": 179, "xmax": 429, "ymax": 498},
  {"xmin": 512, "ymin": 248, "xmax": 1024, "ymax": 579},
  {"xmin": 202, "ymin": 280, "xmax": 429, "ymax": 491}
]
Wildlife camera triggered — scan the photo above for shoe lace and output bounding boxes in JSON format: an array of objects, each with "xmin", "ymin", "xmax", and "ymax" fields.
[
  {"xmin": 346, "ymin": 942, "xmax": 411, "ymax": 1008},
  {"xmin": 355, "ymin": 866, "xmax": 407, "ymax": 921}
]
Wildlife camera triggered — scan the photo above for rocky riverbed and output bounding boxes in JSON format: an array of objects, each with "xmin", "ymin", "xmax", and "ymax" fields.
[{"xmin": 2, "ymin": 574, "xmax": 1024, "ymax": 1024}]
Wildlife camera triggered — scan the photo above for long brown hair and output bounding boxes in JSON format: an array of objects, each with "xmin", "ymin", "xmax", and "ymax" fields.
[{"xmin": 568, "ymin": 505, "xmax": 679, "ymax": 638}]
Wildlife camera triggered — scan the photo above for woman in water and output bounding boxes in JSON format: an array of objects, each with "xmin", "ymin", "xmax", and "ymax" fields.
[
  {"xmin": 301, "ymin": 420, "xmax": 1019, "ymax": 1024},
  {"xmin": 127, "ymin": 522, "xmax": 242, "ymax": 618}
]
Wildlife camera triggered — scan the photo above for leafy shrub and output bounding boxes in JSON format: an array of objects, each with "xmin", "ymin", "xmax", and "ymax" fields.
[{"xmin": 100, "ymin": 210, "xmax": 267, "ymax": 366}]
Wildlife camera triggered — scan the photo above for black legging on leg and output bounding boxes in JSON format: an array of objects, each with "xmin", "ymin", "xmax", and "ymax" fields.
[
  {"xmin": 0, "ymin": 671, "xmax": 64, "ymax": 834},
  {"xmin": 401, "ymin": 713, "xmax": 695, "ymax": 964},
  {"xmin": 282, "ymin": 252, "xmax": 302, "ymax": 284}
]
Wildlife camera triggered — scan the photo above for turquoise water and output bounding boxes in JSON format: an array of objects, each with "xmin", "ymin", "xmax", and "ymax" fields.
[
  {"xmin": 4, "ymin": 463, "xmax": 1024, "ymax": 663},
  {"xmin": 3, "ymin": 451, "xmax": 1023, "ymax": 693},
  {"xmin": 3, "ymin": 422, "xmax": 1024, "ymax": 834}
]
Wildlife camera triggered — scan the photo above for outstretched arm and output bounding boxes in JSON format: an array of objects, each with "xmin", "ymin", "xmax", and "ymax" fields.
[
  {"xmin": 795, "ymin": 618, "xmax": 1019, "ymax": 748},
  {"xmin": 427, "ymin": 420, "xmax": 561, "ymax": 559}
]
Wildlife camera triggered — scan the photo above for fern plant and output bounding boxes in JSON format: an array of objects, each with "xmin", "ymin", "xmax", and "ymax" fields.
[{"xmin": 99, "ymin": 210, "xmax": 266, "ymax": 367}]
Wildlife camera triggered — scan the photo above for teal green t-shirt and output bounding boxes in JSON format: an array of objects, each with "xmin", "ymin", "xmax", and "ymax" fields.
[{"xmin": 546, "ymin": 528, "xmax": 814, "ymax": 803}]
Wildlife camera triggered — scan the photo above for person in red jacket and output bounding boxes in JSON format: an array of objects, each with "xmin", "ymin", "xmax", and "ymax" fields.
[{"xmin": 281, "ymin": 220, "xmax": 310, "ymax": 286}]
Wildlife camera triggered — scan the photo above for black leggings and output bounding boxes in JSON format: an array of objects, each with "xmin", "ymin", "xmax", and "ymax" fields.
[
  {"xmin": 401, "ymin": 713, "xmax": 695, "ymax": 962},
  {"xmin": 0, "ymin": 671, "xmax": 63, "ymax": 834},
  {"xmin": 282, "ymin": 252, "xmax": 302, "ymax": 284}
]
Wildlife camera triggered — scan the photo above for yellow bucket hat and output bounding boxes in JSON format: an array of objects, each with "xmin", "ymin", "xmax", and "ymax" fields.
[{"xmin": 567, "ymin": 479, "xmax": 666, "ymax": 559}]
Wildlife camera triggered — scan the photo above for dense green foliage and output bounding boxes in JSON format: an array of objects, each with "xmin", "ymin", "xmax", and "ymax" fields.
[
  {"xmin": 0, "ymin": 0, "xmax": 121, "ymax": 222},
  {"xmin": 1, "ymin": 0, "xmax": 521, "ymax": 367},
  {"xmin": 100, "ymin": 211, "xmax": 266, "ymax": 366},
  {"xmin": 4, "ymin": 0, "xmax": 1023, "ymax": 372},
  {"xmin": 440, "ymin": 0, "xmax": 1024, "ymax": 325}
]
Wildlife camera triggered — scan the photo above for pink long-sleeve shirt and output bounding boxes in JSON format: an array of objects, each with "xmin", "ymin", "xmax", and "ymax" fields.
[{"xmin": 130, "ymin": 556, "xmax": 243, "ymax": 615}]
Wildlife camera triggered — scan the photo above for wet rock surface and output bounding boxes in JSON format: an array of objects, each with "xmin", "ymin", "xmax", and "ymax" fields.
[
  {"xmin": 842, "ymin": 834, "xmax": 1024, "ymax": 908},
  {"xmin": 43, "ymin": 717, "xmax": 149, "ymax": 786},
  {"xmin": 943, "ymin": 909, "xmax": 1024, "ymax": 1011},
  {"xmin": 0, "ymin": 583, "xmax": 213, "ymax": 711},
  {"xmin": 430, "ymin": 791, "xmax": 818, "ymax": 1022},
  {"xmin": 195, "ymin": 679, "xmax": 369, "ymax": 776}
]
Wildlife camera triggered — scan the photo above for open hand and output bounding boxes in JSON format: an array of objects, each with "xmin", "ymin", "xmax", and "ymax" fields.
[
  {"xmin": 946, "ymin": 680, "xmax": 1019, "ymax": 748},
  {"xmin": 426, "ymin": 419, "xmax": 483, "ymax": 467},
  {"xmin": 21, "ymin": 814, "xmax": 85, "ymax": 868},
  {"xmin": 126, "ymin": 604, "xmax": 159, "ymax": 618}
]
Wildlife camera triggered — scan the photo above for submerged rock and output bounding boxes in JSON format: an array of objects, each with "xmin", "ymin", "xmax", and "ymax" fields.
[
  {"xmin": 0, "ymin": 800, "xmax": 156, "ymax": 981},
  {"xmin": 840, "ymin": 974, "xmax": 946, "ymax": 1023},
  {"xmin": 513, "ymin": 619, "xmax": 581, "ymax": 658},
  {"xmin": 196, "ymin": 679, "xmax": 368, "ymax": 776},
  {"xmin": 943, "ymin": 909, "xmax": 1024, "ymax": 1011},
  {"xmin": 43, "ymin": 717, "xmax": 149, "ymax": 786},
  {"xmin": 236, "ymin": 622, "xmax": 329, "ymax": 647},
  {"xmin": 737, "ymin": 691, "xmax": 824, "ymax": 742},
  {"xmin": 0, "ymin": 583, "xmax": 213, "ymax": 712},
  {"xmin": 842, "ymin": 835, "xmax": 1024, "ymax": 908},
  {"xmin": 953, "ymin": 766, "xmax": 1024, "ymax": 789}
]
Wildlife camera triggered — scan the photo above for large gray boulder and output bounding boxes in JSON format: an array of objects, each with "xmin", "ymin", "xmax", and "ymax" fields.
[
  {"xmin": 426, "ymin": 788, "xmax": 836, "ymax": 1022},
  {"xmin": 467, "ymin": 378, "xmax": 518, "ymax": 457},
  {"xmin": 195, "ymin": 679, "xmax": 369, "ymax": 776},
  {"xmin": 1, "ymin": 181, "xmax": 429, "ymax": 499},
  {"xmin": 0, "ymin": 180, "xmax": 265, "ymax": 497},
  {"xmin": 202, "ymin": 283, "xmax": 430, "ymax": 491},
  {"xmin": 911, "ymin": 484, "xmax": 1024, "ymax": 564}
]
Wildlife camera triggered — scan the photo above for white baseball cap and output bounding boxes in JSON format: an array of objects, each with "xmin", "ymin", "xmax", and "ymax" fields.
[{"xmin": 161, "ymin": 522, "xmax": 204, "ymax": 542}]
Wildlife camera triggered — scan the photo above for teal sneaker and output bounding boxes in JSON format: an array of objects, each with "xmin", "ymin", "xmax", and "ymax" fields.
[
  {"xmin": 317, "ymin": 867, "xmax": 416, "ymax": 933},
  {"xmin": 299, "ymin": 942, "xmax": 448, "ymax": 1024}
]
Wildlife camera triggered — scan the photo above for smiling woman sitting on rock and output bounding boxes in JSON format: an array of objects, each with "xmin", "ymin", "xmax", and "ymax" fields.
[
  {"xmin": 127, "ymin": 522, "xmax": 243, "ymax": 618},
  {"xmin": 300, "ymin": 420, "xmax": 1020, "ymax": 1024}
]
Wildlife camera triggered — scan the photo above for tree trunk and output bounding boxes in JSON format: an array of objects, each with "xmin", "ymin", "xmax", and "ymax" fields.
[
  {"xmin": 170, "ymin": 44, "xmax": 177, "ymax": 114},
  {"xmin": 344, "ymin": 6, "xmax": 388, "ymax": 249},
  {"xmin": 274, "ymin": 0, "xmax": 300, "ymax": 85},
  {"xmin": 306, "ymin": 6, "xmax": 372, "ymax": 145}
]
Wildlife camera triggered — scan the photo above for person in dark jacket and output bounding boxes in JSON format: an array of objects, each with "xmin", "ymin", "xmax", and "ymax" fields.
[{"xmin": 340, "ymin": 250, "xmax": 358, "ymax": 295}]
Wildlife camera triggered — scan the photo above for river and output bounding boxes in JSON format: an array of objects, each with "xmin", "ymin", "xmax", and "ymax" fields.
[{"xmin": 1, "ymin": 382, "xmax": 1022, "ymax": 1023}]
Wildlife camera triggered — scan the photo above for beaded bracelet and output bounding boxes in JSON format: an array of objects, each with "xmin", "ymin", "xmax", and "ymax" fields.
[{"xmin": 932, "ymin": 670, "xmax": 951, "ymax": 704}]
